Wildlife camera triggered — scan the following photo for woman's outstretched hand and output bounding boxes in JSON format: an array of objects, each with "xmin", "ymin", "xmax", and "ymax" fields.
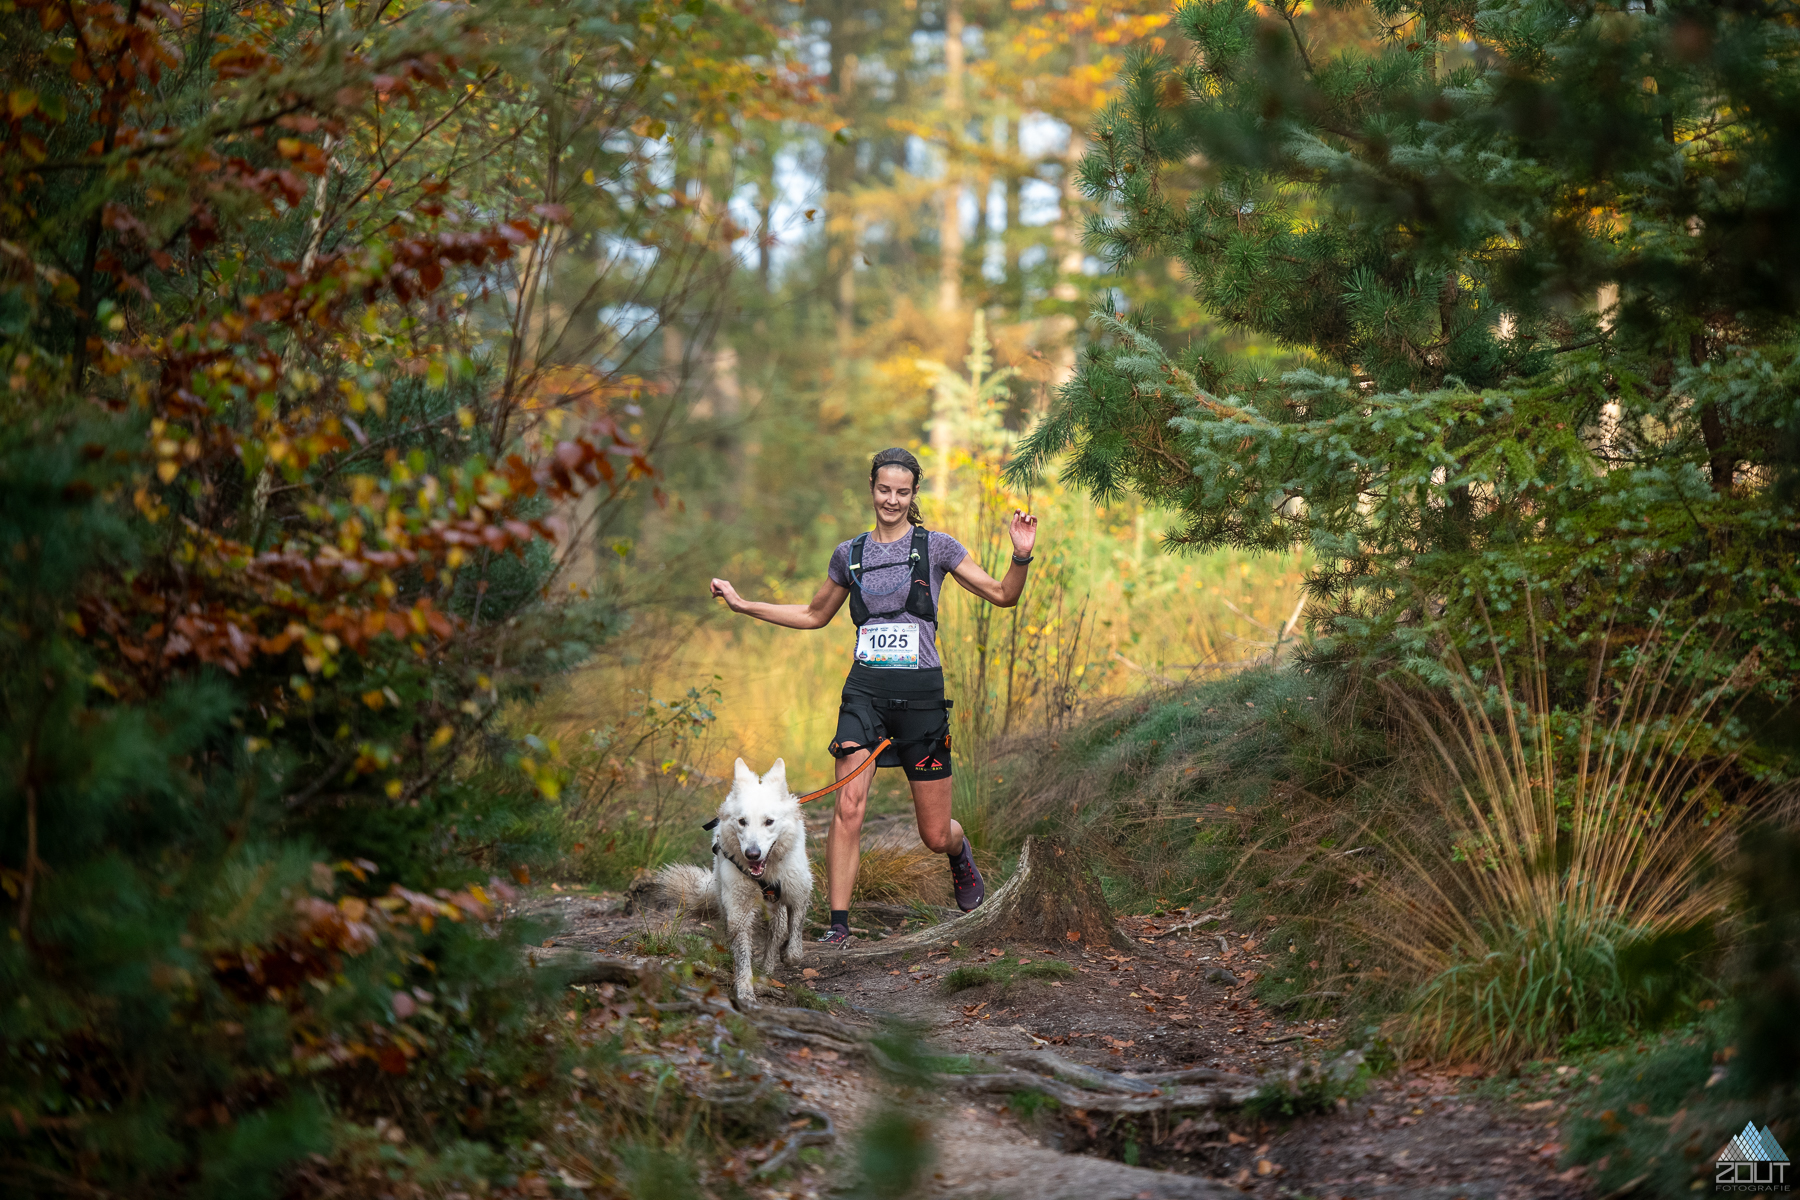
[
  {"xmin": 710, "ymin": 578, "xmax": 746, "ymax": 613},
  {"xmin": 1009, "ymin": 510, "xmax": 1039, "ymax": 558}
]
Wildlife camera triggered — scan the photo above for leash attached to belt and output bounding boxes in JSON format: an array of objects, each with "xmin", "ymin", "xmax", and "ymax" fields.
[
  {"xmin": 794, "ymin": 737, "xmax": 892, "ymax": 805},
  {"xmin": 794, "ymin": 695, "xmax": 954, "ymax": 803}
]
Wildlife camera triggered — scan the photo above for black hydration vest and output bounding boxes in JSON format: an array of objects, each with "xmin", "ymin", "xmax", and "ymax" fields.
[{"xmin": 846, "ymin": 525, "xmax": 937, "ymax": 628}]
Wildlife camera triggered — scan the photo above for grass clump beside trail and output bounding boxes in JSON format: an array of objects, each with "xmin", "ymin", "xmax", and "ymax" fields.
[
  {"xmin": 810, "ymin": 826, "xmax": 957, "ymax": 907},
  {"xmin": 1385, "ymin": 627, "xmax": 1743, "ymax": 1067},
  {"xmin": 788, "ymin": 982, "xmax": 846, "ymax": 1011},
  {"xmin": 941, "ymin": 956, "xmax": 1075, "ymax": 993},
  {"xmin": 633, "ymin": 928, "xmax": 731, "ymax": 973}
]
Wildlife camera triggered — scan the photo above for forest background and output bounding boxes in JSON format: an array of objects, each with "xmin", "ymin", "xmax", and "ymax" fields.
[
  {"xmin": 4, "ymin": 0, "xmax": 1798, "ymax": 1193},
  {"xmin": 0, "ymin": 0, "xmax": 1302, "ymax": 1192}
]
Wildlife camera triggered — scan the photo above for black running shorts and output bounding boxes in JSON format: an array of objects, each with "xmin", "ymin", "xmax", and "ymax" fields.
[{"xmin": 828, "ymin": 664, "xmax": 953, "ymax": 782}]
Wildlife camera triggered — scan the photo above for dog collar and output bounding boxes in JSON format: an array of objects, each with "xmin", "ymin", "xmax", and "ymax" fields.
[{"xmin": 711, "ymin": 841, "xmax": 782, "ymax": 903}]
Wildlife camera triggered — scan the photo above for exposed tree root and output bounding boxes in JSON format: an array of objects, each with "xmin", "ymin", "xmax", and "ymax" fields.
[
  {"xmin": 522, "ymin": 946, "xmax": 667, "ymax": 985},
  {"xmin": 751, "ymin": 1107, "xmax": 836, "ymax": 1178},
  {"xmin": 525, "ymin": 943, "xmax": 1276, "ymax": 1117},
  {"xmin": 940, "ymin": 1072, "xmax": 1247, "ymax": 1116},
  {"xmin": 725, "ymin": 999, "xmax": 1265, "ymax": 1116},
  {"xmin": 833, "ymin": 835, "xmax": 1134, "ymax": 958}
]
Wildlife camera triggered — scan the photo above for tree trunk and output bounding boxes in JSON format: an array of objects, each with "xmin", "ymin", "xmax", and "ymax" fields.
[
  {"xmin": 1051, "ymin": 42, "xmax": 1089, "ymax": 308},
  {"xmin": 825, "ymin": 2, "xmax": 859, "ymax": 359},
  {"xmin": 832, "ymin": 835, "xmax": 1133, "ymax": 958},
  {"xmin": 757, "ymin": 190, "xmax": 774, "ymax": 295},
  {"xmin": 938, "ymin": 0, "xmax": 965, "ymax": 316},
  {"xmin": 1004, "ymin": 114, "xmax": 1021, "ymax": 305}
]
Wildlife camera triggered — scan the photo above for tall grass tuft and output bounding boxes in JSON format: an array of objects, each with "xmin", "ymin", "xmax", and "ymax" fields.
[
  {"xmin": 1385, "ymin": 620, "xmax": 1748, "ymax": 1066},
  {"xmin": 819, "ymin": 826, "xmax": 954, "ymax": 906}
]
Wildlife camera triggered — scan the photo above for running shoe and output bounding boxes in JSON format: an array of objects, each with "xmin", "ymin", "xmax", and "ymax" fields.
[
  {"xmin": 816, "ymin": 923, "xmax": 854, "ymax": 946},
  {"xmin": 948, "ymin": 837, "xmax": 985, "ymax": 912}
]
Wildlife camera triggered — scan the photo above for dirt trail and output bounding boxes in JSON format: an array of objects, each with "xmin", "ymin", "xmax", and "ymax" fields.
[{"xmin": 517, "ymin": 878, "xmax": 1589, "ymax": 1200}]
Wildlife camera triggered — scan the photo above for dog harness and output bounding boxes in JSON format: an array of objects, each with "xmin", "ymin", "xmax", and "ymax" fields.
[
  {"xmin": 700, "ymin": 818, "xmax": 783, "ymax": 902},
  {"xmin": 845, "ymin": 524, "xmax": 936, "ymax": 628}
]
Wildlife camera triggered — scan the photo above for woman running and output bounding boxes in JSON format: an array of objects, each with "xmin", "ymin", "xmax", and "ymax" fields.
[{"xmin": 708, "ymin": 446, "xmax": 1039, "ymax": 944}]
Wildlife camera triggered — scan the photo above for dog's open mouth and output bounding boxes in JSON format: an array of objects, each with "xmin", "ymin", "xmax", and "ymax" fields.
[{"xmin": 747, "ymin": 861, "xmax": 766, "ymax": 877}]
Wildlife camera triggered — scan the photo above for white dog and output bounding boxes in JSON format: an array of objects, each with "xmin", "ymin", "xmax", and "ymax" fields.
[{"xmin": 652, "ymin": 757, "xmax": 813, "ymax": 1006}]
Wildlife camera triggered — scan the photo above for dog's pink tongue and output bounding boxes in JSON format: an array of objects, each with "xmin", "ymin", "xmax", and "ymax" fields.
[{"xmin": 749, "ymin": 862, "xmax": 764, "ymax": 876}]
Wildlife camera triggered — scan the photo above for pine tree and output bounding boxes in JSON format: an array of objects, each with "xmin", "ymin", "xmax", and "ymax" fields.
[{"xmin": 1012, "ymin": 0, "xmax": 1800, "ymax": 697}]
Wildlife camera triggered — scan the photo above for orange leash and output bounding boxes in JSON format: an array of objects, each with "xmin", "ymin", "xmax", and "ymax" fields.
[{"xmin": 794, "ymin": 737, "xmax": 893, "ymax": 804}]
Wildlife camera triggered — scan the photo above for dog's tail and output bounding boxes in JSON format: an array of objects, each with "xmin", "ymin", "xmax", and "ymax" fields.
[{"xmin": 650, "ymin": 862, "xmax": 720, "ymax": 917}]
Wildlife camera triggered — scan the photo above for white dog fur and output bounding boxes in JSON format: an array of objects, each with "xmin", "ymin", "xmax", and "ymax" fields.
[{"xmin": 651, "ymin": 757, "xmax": 813, "ymax": 1005}]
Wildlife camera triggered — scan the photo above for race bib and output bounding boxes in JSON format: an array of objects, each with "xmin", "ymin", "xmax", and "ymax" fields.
[{"xmin": 855, "ymin": 622, "xmax": 919, "ymax": 669}]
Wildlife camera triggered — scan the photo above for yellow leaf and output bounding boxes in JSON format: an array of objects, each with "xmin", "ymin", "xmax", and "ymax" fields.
[
  {"xmin": 156, "ymin": 460, "xmax": 180, "ymax": 483},
  {"xmin": 582, "ymin": 168, "xmax": 596, "ymax": 185},
  {"xmin": 430, "ymin": 724, "xmax": 454, "ymax": 750},
  {"xmin": 361, "ymin": 690, "xmax": 385, "ymax": 709},
  {"xmin": 9, "ymin": 89, "xmax": 37, "ymax": 119}
]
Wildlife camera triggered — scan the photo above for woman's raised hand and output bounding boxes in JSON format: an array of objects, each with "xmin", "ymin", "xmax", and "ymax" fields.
[
  {"xmin": 709, "ymin": 578, "xmax": 745, "ymax": 612},
  {"xmin": 1009, "ymin": 510, "xmax": 1039, "ymax": 558}
]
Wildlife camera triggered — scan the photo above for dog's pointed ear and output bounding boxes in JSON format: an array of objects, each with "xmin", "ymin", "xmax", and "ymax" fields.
[
  {"xmin": 765, "ymin": 758, "xmax": 788, "ymax": 791},
  {"xmin": 733, "ymin": 757, "xmax": 755, "ymax": 786}
]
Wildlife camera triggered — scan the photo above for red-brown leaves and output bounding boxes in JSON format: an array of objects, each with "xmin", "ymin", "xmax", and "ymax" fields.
[
  {"xmin": 210, "ymin": 41, "xmax": 279, "ymax": 80},
  {"xmin": 210, "ymin": 875, "xmax": 512, "ymax": 1077},
  {"xmin": 275, "ymin": 137, "xmax": 331, "ymax": 175},
  {"xmin": 18, "ymin": 0, "xmax": 665, "ymax": 700}
]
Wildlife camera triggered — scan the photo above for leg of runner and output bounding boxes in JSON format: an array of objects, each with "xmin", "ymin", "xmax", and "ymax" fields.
[
  {"xmin": 909, "ymin": 778, "xmax": 963, "ymax": 854},
  {"xmin": 825, "ymin": 743, "xmax": 878, "ymax": 915},
  {"xmin": 912, "ymin": 779, "xmax": 983, "ymax": 911}
]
